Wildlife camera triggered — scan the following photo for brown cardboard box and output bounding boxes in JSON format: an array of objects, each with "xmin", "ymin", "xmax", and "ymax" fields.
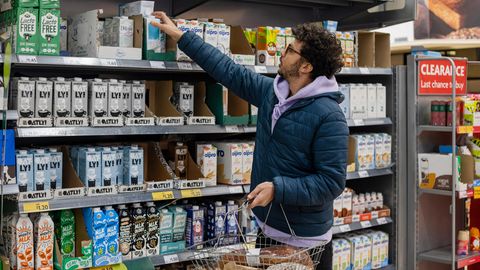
[{"xmin": 358, "ymin": 31, "xmax": 391, "ymax": 68}]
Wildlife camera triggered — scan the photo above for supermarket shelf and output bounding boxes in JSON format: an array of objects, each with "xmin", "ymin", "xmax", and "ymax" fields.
[
  {"xmin": 17, "ymin": 185, "xmax": 248, "ymax": 214},
  {"xmin": 332, "ymin": 217, "xmax": 392, "ymax": 234},
  {"xmin": 7, "ymin": 55, "xmax": 393, "ymax": 76},
  {"xmin": 0, "ymin": 185, "xmax": 20, "ymax": 195},
  {"xmin": 418, "ymin": 247, "xmax": 480, "ymax": 268},
  {"xmin": 419, "ymin": 188, "xmax": 473, "ymax": 199},
  {"xmin": 347, "ymin": 118, "xmax": 392, "ymax": 127},
  {"xmin": 15, "ymin": 125, "xmax": 257, "ymax": 138},
  {"xmin": 347, "ymin": 167, "xmax": 393, "ymax": 181},
  {"xmin": 418, "ymin": 125, "xmax": 480, "ymax": 134},
  {"xmin": 379, "ymin": 266, "xmax": 395, "ymax": 270}
]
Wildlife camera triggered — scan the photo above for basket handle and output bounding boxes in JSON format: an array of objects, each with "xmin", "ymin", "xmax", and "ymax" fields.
[{"xmin": 263, "ymin": 203, "xmax": 297, "ymax": 238}]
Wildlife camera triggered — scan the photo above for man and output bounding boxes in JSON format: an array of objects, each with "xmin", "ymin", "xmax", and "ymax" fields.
[{"xmin": 152, "ymin": 12, "xmax": 348, "ymax": 269}]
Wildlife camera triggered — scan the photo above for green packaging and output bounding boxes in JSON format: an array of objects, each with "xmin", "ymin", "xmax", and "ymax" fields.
[
  {"xmin": 39, "ymin": 0, "xmax": 59, "ymax": 8},
  {"xmin": 39, "ymin": 8, "xmax": 60, "ymax": 55},
  {"xmin": 14, "ymin": 7, "xmax": 39, "ymax": 55},
  {"xmin": 13, "ymin": 0, "xmax": 38, "ymax": 7}
]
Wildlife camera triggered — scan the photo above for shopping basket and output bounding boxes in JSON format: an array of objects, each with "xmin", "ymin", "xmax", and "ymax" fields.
[{"xmin": 190, "ymin": 200, "xmax": 327, "ymax": 270}]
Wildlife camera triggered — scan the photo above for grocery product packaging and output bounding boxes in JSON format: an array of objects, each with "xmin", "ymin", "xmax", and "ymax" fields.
[
  {"xmin": 215, "ymin": 142, "xmax": 243, "ymax": 185},
  {"xmin": 35, "ymin": 77, "xmax": 53, "ymax": 118},
  {"xmin": 418, "ymin": 153, "xmax": 461, "ymax": 190},
  {"xmin": 16, "ymin": 150, "xmax": 34, "ymax": 192},
  {"xmin": 196, "ymin": 144, "xmax": 218, "ymax": 186},
  {"xmin": 256, "ymin": 26, "xmax": 277, "ymax": 66},
  {"xmin": 52, "ymin": 77, "xmax": 71, "ymax": 118},
  {"xmin": 39, "ymin": 8, "xmax": 60, "ymax": 56},
  {"xmin": 13, "ymin": 7, "xmax": 39, "ymax": 55}
]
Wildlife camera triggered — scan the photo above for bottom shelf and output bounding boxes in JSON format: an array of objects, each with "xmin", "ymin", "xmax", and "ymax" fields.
[{"xmin": 418, "ymin": 246, "xmax": 480, "ymax": 268}]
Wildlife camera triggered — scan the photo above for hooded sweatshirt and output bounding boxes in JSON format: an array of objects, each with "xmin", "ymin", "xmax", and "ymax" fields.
[{"xmin": 271, "ymin": 74, "xmax": 339, "ymax": 133}]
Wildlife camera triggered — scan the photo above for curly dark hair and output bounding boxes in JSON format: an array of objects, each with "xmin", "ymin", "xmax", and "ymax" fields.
[{"xmin": 293, "ymin": 23, "xmax": 343, "ymax": 79}]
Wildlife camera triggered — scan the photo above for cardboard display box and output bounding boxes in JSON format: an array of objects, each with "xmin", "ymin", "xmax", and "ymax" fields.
[
  {"xmin": 206, "ymin": 83, "xmax": 249, "ymax": 125},
  {"xmin": 418, "ymin": 153, "xmax": 472, "ymax": 191},
  {"xmin": 358, "ymin": 31, "xmax": 391, "ymax": 68}
]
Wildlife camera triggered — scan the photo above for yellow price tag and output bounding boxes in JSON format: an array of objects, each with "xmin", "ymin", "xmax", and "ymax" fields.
[
  {"xmin": 457, "ymin": 126, "xmax": 474, "ymax": 134},
  {"xmin": 181, "ymin": 189, "xmax": 202, "ymax": 198},
  {"xmin": 23, "ymin": 201, "xmax": 50, "ymax": 213},
  {"xmin": 152, "ymin": 191, "xmax": 175, "ymax": 201},
  {"xmin": 474, "ymin": 187, "xmax": 480, "ymax": 200}
]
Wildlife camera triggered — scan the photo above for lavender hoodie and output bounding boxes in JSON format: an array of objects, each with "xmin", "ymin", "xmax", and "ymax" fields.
[{"xmin": 271, "ymin": 74, "xmax": 339, "ymax": 133}]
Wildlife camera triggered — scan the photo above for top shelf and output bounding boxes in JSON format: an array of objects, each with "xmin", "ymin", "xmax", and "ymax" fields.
[{"xmin": 0, "ymin": 55, "xmax": 393, "ymax": 76}]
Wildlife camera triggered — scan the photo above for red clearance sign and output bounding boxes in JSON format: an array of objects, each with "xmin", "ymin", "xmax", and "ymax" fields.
[{"xmin": 418, "ymin": 59, "xmax": 467, "ymax": 95}]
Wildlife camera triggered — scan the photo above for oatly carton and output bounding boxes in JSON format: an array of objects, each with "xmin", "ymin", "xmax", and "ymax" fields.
[
  {"xmin": 123, "ymin": 145, "xmax": 144, "ymax": 185},
  {"xmin": 16, "ymin": 150, "xmax": 34, "ymax": 192},
  {"xmin": 70, "ymin": 77, "xmax": 88, "ymax": 118},
  {"xmin": 35, "ymin": 77, "xmax": 53, "ymax": 118},
  {"xmin": 52, "ymin": 77, "xmax": 71, "ymax": 118},
  {"xmin": 79, "ymin": 148, "xmax": 102, "ymax": 187},
  {"xmin": 48, "ymin": 148, "xmax": 62, "ymax": 189},
  {"xmin": 131, "ymin": 81, "xmax": 145, "ymax": 118},
  {"xmin": 106, "ymin": 79, "xmax": 123, "ymax": 117},
  {"xmin": 33, "ymin": 149, "xmax": 50, "ymax": 191},
  {"xmin": 119, "ymin": 80, "xmax": 132, "ymax": 117},
  {"xmin": 101, "ymin": 147, "xmax": 116, "ymax": 186},
  {"xmin": 12, "ymin": 77, "xmax": 35, "ymax": 118},
  {"xmin": 88, "ymin": 79, "xmax": 108, "ymax": 118}
]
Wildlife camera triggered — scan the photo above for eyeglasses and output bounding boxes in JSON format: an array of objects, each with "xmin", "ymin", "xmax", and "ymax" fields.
[{"xmin": 286, "ymin": 44, "xmax": 303, "ymax": 57}]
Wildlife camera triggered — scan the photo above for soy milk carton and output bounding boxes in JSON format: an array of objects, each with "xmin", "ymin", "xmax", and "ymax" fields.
[
  {"xmin": 196, "ymin": 144, "xmax": 217, "ymax": 186},
  {"xmin": 16, "ymin": 150, "xmax": 34, "ymax": 192},
  {"xmin": 242, "ymin": 143, "xmax": 254, "ymax": 184},
  {"xmin": 34, "ymin": 212, "xmax": 54, "ymax": 270},
  {"xmin": 16, "ymin": 214, "xmax": 34, "ymax": 270},
  {"xmin": 215, "ymin": 143, "xmax": 243, "ymax": 185}
]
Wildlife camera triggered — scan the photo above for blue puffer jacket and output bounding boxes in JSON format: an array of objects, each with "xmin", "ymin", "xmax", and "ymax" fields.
[{"xmin": 179, "ymin": 31, "xmax": 349, "ymax": 237}]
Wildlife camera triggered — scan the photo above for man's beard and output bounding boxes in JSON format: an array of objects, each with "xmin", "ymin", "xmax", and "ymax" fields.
[{"xmin": 278, "ymin": 60, "xmax": 301, "ymax": 80}]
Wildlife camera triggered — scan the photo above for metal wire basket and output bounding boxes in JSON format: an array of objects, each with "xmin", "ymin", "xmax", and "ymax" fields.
[{"xmin": 190, "ymin": 201, "xmax": 327, "ymax": 270}]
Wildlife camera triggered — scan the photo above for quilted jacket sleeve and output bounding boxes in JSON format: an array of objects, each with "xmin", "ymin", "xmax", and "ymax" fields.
[
  {"xmin": 272, "ymin": 110, "xmax": 349, "ymax": 206},
  {"xmin": 178, "ymin": 31, "xmax": 273, "ymax": 107}
]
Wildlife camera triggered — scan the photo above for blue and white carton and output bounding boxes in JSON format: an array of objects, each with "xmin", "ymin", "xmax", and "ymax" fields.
[
  {"xmin": 101, "ymin": 147, "xmax": 116, "ymax": 186},
  {"xmin": 33, "ymin": 149, "xmax": 50, "ymax": 191},
  {"xmin": 123, "ymin": 145, "xmax": 144, "ymax": 185},
  {"xmin": 186, "ymin": 205, "xmax": 204, "ymax": 249},
  {"xmin": 207, "ymin": 201, "xmax": 226, "ymax": 243},
  {"xmin": 78, "ymin": 148, "xmax": 102, "ymax": 187},
  {"xmin": 48, "ymin": 148, "xmax": 63, "ymax": 189},
  {"xmin": 16, "ymin": 150, "xmax": 34, "ymax": 192}
]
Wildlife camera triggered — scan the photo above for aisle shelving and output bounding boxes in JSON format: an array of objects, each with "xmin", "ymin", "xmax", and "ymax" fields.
[
  {"xmin": 418, "ymin": 247, "xmax": 480, "ymax": 269},
  {"xmin": 346, "ymin": 167, "xmax": 394, "ymax": 181},
  {"xmin": 332, "ymin": 217, "xmax": 393, "ymax": 234}
]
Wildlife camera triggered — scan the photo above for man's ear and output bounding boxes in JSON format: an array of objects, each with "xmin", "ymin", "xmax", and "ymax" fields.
[{"xmin": 301, "ymin": 61, "xmax": 313, "ymax": 74}]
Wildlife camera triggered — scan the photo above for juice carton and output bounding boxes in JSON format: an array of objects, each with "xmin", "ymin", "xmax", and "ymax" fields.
[
  {"xmin": 145, "ymin": 202, "xmax": 160, "ymax": 256},
  {"xmin": 131, "ymin": 81, "xmax": 145, "ymax": 118},
  {"xmin": 104, "ymin": 206, "xmax": 119, "ymax": 257},
  {"xmin": 366, "ymin": 84, "xmax": 377, "ymax": 119},
  {"xmin": 110, "ymin": 16, "xmax": 133, "ymax": 48},
  {"xmin": 173, "ymin": 82, "xmax": 194, "ymax": 117},
  {"xmin": 78, "ymin": 148, "xmax": 101, "ymax": 187},
  {"xmin": 12, "ymin": 77, "xmax": 35, "ymax": 118},
  {"xmin": 57, "ymin": 210, "xmax": 75, "ymax": 258},
  {"xmin": 48, "ymin": 148, "xmax": 62, "ymax": 189},
  {"xmin": 196, "ymin": 143, "xmax": 217, "ymax": 186},
  {"xmin": 131, "ymin": 203, "xmax": 146, "ymax": 259},
  {"xmin": 242, "ymin": 143, "xmax": 254, "ymax": 184},
  {"xmin": 382, "ymin": 134, "xmax": 392, "ymax": 167},
  {"xmin": 169, "ymin": 206, "xmax": 187, "ymax": 242},
  {"xmin": 123, "ymin": 145, "xmax": 144, "ymax": 185},
  {"xmin": 374, "ymin": 134, "xmax": 384, "ymax": 169},
  {"xmin": 206, "ymin": 201, "xmax": 226, "ymax": 243},
  {"xmin": 119, "ymin": 80, "xmax": 132, "ymax": 117},
  {"xmin": 16, "ymin": 214, "xmax": 34, "ymax": 270},
  {"xmin": 52, "ymin": 77, "xmax": 71, "ymax": 118},
  {"xmin": 203, "ymin": 22, "xmax": 218, "ymax": 47},
  {"xmin": 101, "ymin": 147, "xmax": 116, "ymax": 186},
  {"xmin": 34, "ymin": 149, "xmax": 50, "ymax": 191},
  {"xmin": 34, "ymin": 212, "xmax": 54, "ymax": 270},
  {"xmin": 35, "ymin": 78, "xmax": 53, "ymax": 118},
  {"xmin": 13, "ymin": 7, "xmax": 39, "ymax": 55},
  {"xmin": 88, "ymin": 79, "xmax": 108, "ymax": 118},
  {"xmin": 215, "ymin": 143, "xmax": 243, "ymax": 185},
  {"xmin": 256, "ymin": 26, "xmax": 277, "ymax": 66},
  {"xmin": 365, "ymin": 134, "xmax": 375, "ymax": 170},
  {"xmin": 39, "ymin": 8, "xmax": 60, "ymax": 56},
  {"xmin": 117, "ymin": 205, "xmax": 132, "ymax": 260},
  {"xmin": 159, "ymin": 208, "xmax": 173, "ymax": 245},
  {"xmin": 70, "ymin": 78, "xmax": 88, "ymax": 118},
  {"xmin": 106, "ymin": 79, "xmax": 123, "ymax": 118},
  {"xmin": 216, "ymin": 23, "xmax": 230, "ymax": 55},
  {"xmin": 16, "ymin": 150, "xmax": 34, "ymax": 192},
  {"xmin": 338, "ymin": 84, "xmax": 350, "ymax": 119},
  {"xmin": 186, "ymin": 205, "xmax": 204, "ymax": 249},
  {"xmin": 225, "ymin": 200, "xmax": 239, "ymax": 245},
  {"xmin": 112, "ymin": 147, "xmax": 123, "ymax": 185},
  {"xmin": 376, "ymin": 84, "xmax": 386, "ymax": 118}
]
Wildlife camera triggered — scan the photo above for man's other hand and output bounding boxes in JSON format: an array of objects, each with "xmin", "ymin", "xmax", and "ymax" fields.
[
  {"xmin": 150, "ymin": 11, "xmax": 184, "ymax": 42},
  {"xmin": 247, "ymin": 182, "xmax": 274, "ymax": 209}
]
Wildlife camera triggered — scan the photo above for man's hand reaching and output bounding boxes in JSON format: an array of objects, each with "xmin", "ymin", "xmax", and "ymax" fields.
[
  {"xmin": 150, "ymin": 11, "xmax": 184, "ymax": 42},
  {"xmin": 247, "ymin": 182, "xmax": 275, "ymax": 209}
]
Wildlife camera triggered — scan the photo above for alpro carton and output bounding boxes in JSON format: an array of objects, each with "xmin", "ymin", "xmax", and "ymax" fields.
[
  {"xmin": 256, "ymin": 26, "xmax": 277, "ymax": 66},
  {"xmin": 365, "ymin": 134, "xmax": 375, "ymax": 170},
  {"xmin": 353, "ymin": 135, "xmax": 368, "ymax": 171},
  {"xmin": 106, "ymin": 79, "xmax": 123, "ymax": 117},
  {"xmin": 215, "ymin": 143, "xmax": 243, "ymax": 185},
  {"xmin": 78, "ymin": 148, "xmax": 101, "ymax": 187},
  {"xmin": 34, "ymin": 149, "xmax": 50, "ymax": 191},
  {"xmin": 123, "ymin": 145, "xmax": 144, "ymax": 185},
  {"xmin": 52, "ymin": 77, "xmax": 71, "ymax": 118},
  {"xmin": 110, "ymin": 16, "xmax": 133, "ymax": 48},
  {"xmin": 88, "ymin": 79, "xmax": 108, "ymax": 118},
  {"xmin": 12, "ymin": 77, "xmax": 35, "ymax": 118},
  {"xmin": 374, "ymin": 134, "xmax": 384, "ymax": 169},
  {"xmin": 13, "ymin": 7, "xmax": 38, "ymax": 55},
  {"xmin": 48, "ymin": 148, "xmax": 62, "ymax": 189},
  {"xmin": 196, "ymin": 144, "xmax": 217, "ymax": 186},
  {"xmin": 332, "ymin": 240, "xmax": 342, "ymax": 270},
  {"xmin": 35, "ymin": 77, "xmax": 53, "ymax": 118},
  {"xmin": 203, "ymin": 22, "xmax": 218, "ymax": 47},
  {"xmin": 101, "ymin": 147, "xmax": 116, "ymax": 186},
  {"xmin": 39, "ymin": 8, "xmax": 60, "ymax": 56},
  {"xmin": 119, "ymin": 80, "xmax": 132, "ymax": 117},
  {"xmin": 339, "ymin": 84, "xmax": 350, "ymax": 118},
  {"xmin": 175, "ymin": 19, "xmax": 192, "ymax": 61},
  {"xmin": 382, "ymin": 133, "xmax": 392, "ymax": 167},
  {"xmin": 16, "ymin": 149, "xmax": 34, "ymax": 192},
  {"xmin": 70, "ymin": 78, "xmax": 88, "ymax": 118},
  {"xmin": 131, "ymin": 81, "xmax": 145, "ymax": 118},
  {"xmin": 242, "ymin": 143, "xmax": 254, "ymax": 184},
  {"xmin": 216, "ymin": 23, "xmax": 230, "ymax": 55}
]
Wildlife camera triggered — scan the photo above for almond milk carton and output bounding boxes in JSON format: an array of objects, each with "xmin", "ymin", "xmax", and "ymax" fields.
[
  {"xmin": 196, "ymin": 144, "xmax": 217, "ymax": 186},
  {"xmin": 215, "ymin": 143, "xmax": 243, "ymax": 185},
  {"xmin": 382, "ymin": 133, "xmax": 392, "ymax": 167},
  {"xmin": 34, "ymin": 213, "xmax": 54, "ymax": 270},
  {"xmin": 374, "ymin": 134, "xmax": 384, "ymax": 169},
  {"xmin": 241, "ymin": 143, "xmax": 254, "ymax": 184},
  {"xmin": 16, "ymin": 214, "xmax": 34, "ymax": 270}
]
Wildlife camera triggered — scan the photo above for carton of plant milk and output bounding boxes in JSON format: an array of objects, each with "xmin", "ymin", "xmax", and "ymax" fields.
[
  {"xmin": 110, "ymin": 16, "xmax": 133, "ymax": 48},
  {"xmin": 216, "ymin": 23, "xmax": 230, "ymax": 55},
  {"xmin": 353, "ymin": 135, "xmax": 368, "ymax": 171},
  {"xmin": 34, "ymin": 212, "xmax": 54, "ymax": 270},
  {"xmin": 145, "ymin": 202, "xmax": 160, "ymax": 256},
  {"xmin": 376, "ymin": 84, "xmax": 386, "ymax": 118},
  {"xmin": 143, "ymin": 16, "xmax": 166, "ymax": 59},
  {"xmin": 16, "ymin": 214, "xmax": 34, "ymax": 270},
  {"xmin": 70, "ymin": 78, "xmax": 88, "ymax": 118},
  {"xmin": 16, "ymin": 150, "xmax": 34, "ymax": 192},
  {"xmin": 131, "ymin": 203, "xmax": 146, "ymax": 259},
  {"xmin": 88, "ymin": 79, "xmax": 108, "ymax": 118},
  {"xmin": 104, "ymin": 206, "xmax": 119, "ymax": 257},
  {"xmin": 13, "ymin": 7, "xmax": 39, "ymax": 55},
  {"xmin": 79, "ymin": 148, "xmax": 101, "ymax": 187},
  {"xmin": 206, "ymin": 201, "xmax": 226, "ymax": 243},
  {"xmin": 117, "ymin": 205, "xmax": 132, "ymax": 260},
  {"xmin": 119, "ymin": 1, "xmax": 155, "ymax": 17},
  {"xmin": 176, "ymin": 19, "xmax": 192, "ymax": 61},
  {"xmin": 106, "ymin": 79, "xmax": 123, "ymax": 117},
  {"xmin": 225, "ymin": 201, "xmax": 239, "ymax": 245},
  {"xmin": 34, "ymin": 149, "xmax": 50, "ymax": 191},
  {"xmin": 173, "ymin": 82, "xmax": 194, "ymax": 117},
  {"xmin": 48, "ymin": 148, "xmax": 62, "ymax": 189},
  {"xmin": 332, "ymin": 240, "xmax": 342, "ymax": 270},
  {"xmin": 131, "ymin": 81, "xmax": 145, "ymax": 118},
  {"xmin": 60, "ymin": 18, "xmax": 67, "ymax": 53},
  {"xmin": 39, "ymin": 8, "xmax": 60, "ymax": 56},
  {"xmin": 101, "ymin": 147, "xmax": 116, "ymax": 186},
  {"xmin": 35, "ymin": 77, "xmax": 53, "ymax": 118},
  {"xmin": 242, "ymin": 143, "xmax": 254, "ymax": 184},
  {"xmin": 367, "ymin": 84, "xmax": 377, "ymax": 119},
  {"xmin": 256, "ymin": 26, "xmax": 277, "ymax": 66},
  {"xmin": 188, "ymin": 20, "xmax": 204, "ymax": 41},
  {"xmin": 186, "ymin": 205, "xmax": 204, "ymax": 249},
  {"xmin": 215, "ymin": 143, "xmax": 243, "ymax": 185},
  {"xmin": 350, "ymin": 84, "xmax": 367, "ymax": 120},
  {"xmin": 112, "ymin": 147, "xmax": 123, "ymax": 185},
  {"xmin": 123, "ymin": 145, "xmax": 144, "ymax": 185},
  {"xmin": 365, "ymin": 134, "xmax": 375, "ymax": 170},
  {"xmin": 382, "ymin": 133, "xmax": 392, "ymax": 167},
  {"xmin": 52, "ymin": 77, "xmax": 71, "ymax": 118},
  {"xmin": 169, "ymin": 206, "xmax": 187, "ymax": 242},
  {"xmin": 379, "ymin": 231, "xmax": 389, "ymax": 267},
  {"xmin": 338, "ymin": 84, "xmax": 350, "ymax": 119},
  {"xmin": 119, "ymin": 80, "xmax": 132, "ymax": 117},
  {"xmin": 196, "ymin": 144, "xmax": 217, "ymax": 186},
  {"xmin": 340, "ymin": 239, "xmax": 351, "ymax": 270},
  {"xmin": 159, "ymin": 208, "xmax": 173, "ymax": 244},
  {"xmin": 12, "ymin": 77, "xmax": 35, "ymax": 118},
  {"xmin": 374, "ymin": 134, "xmax": 384, "ymax": 169},
  {"xmin": 203, "ymin": 22, "xmax": 218, "ymax": 47}
]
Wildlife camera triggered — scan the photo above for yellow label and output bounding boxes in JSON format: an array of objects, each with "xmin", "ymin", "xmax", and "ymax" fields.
[
  {"xmin": 181, "ymin": 189, "xmax": 202, "ymax": 198},
  {"xmin": 474, "ymin": 187, "xmax": 480, "ymax": 200},
  {"xmin": 23, "ymin": 201, "xmax": 50, "ymax": 213},
  {"xmin": 152, "ymin": 191, "xmax": 175, "ymax": 201},
  {"xmin": 457, "ymin": 126, "xmax": 473, "ymax": 134},
  {"xmin": 91, "ymin": 263, "xmax": 128, "ymax": 270}
]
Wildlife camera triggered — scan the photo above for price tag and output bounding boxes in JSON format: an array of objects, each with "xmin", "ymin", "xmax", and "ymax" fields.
[
  {"xmin": 254, "ymin": 66, "xmax": 268, "ymax": 73},
  {"xmin": 474, "ymin": 187, "xmax": 480, "ymax": 200},
  {"xmin": 339, "ymin": 224, "xmax": 350, "ymax": 233},
  {"xmin": 178, "ymin": 62, "xmax": 193, "ymax": 70},
  {"xmin": 164, "ymin": 254, "xmax": 179, "ymax": 264},
  {"xmin": 181, "ymin": 189, "xmax": 202, "ymax": 198},
  {"xmin": 152, "ymin": 191, "xmax": 175, "ymax": 201},
  {"xmin": 457, "ymin": 126, "xmax": 474, "ymax": 134},
  {"xmin": 100, "ymin": 58, "xmax": 118, "ymax": 67},
  {"xmin": 360, "ymin": 220, "xmax": 372, "ymax": 228},
  {"xmin": 23, "ymin": 201, "xmax": 49, "ymax": 213},
  {"xmin": 359, "ymin": 67, "xmax": 370, "ymax": 74},
  {"xmin": 229, "ymin": 186, "xmax": 244, "ymax": 194},
  {"xmin": 225, "ymin": 126, "xmax": 240, "ymax": 133},
  {"xmin": 353, "ymin": 119, "xmax": 364, "ymax": 126},
  {"xmin": 377, "ymin": 217, "xmax": 387, "ymax": 225},
  {"xmin": 358, "ymin": 171, "xmax": 369, "ymax": 178},
  {"xmin": 17, "ymin": 55, "xmax": 38, "ymax": 64},
  {"xmin": 150, "ymin": 61, "xmax": 166, "ymax": 69},
  {"xmin": 63, "ymin": 57, "xmax": 81, "ymax": 65}
]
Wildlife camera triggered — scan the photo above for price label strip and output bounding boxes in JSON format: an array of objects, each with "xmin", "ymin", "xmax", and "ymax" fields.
[
  {"xmin": 474, "ymin": 187, "xmax": 480, "ymax": 200},
  {"xmin": 225, "ymin": 126, "xmax": 240, "ymax": 133},
  {"xmin": 359, "ymin": 67, "xmax": 370, "ymax": 74},
  {"xmin": 229, "ymin": 186, "xmax": 244, "ymax": 194},
  {"xmin": 457, "ymin": 126, "xmax": 474, "ymax": 135},
  {"xmin": 360, "ymin": 220, "xmax": 372, "ymax": 228},
  {"xmin": 178, "ymin": 62, "xmax": 193, "ymax": 70},
  {"xmin": 100, "ymin": 59, "xmax": 118, "ymax": 67},
  {"xmin": 150, "ymin": 61, "xmax": 166, "ymax": 69},
  {"xmin": 358, "ymin": 171, "xmax": 369, "ymax": 178},
  {"xmin": 254, "ymin": 66, "xmax": 268, "ymax": 73},
  {"xmin": 164, "ymin": 254, "xmax": 180, "ymax": 264},
  {"xmin": 181, "ymin": 189, "xmax": 202, "ymax": 198},
  {"xmin": 377, "ymin": 217, "xmax": 388, "ymax": 225},
  {"xmin": 353, "ymin": 119, "xmax": 364, "ymax": 126},
  {"xmin": 23, "ymin": 201, "xmax": 50, "ymax": 213},
  {"xmin": 152, "ymin": 191, "xmax": 175, "ymax": 201},
  {"xmin": 339, "ymin": 224, "xmax": 350, "ymax": 233},
  {"xmin": 18, "ymin": 55, "xmax": 38, "ymax": 64}
]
